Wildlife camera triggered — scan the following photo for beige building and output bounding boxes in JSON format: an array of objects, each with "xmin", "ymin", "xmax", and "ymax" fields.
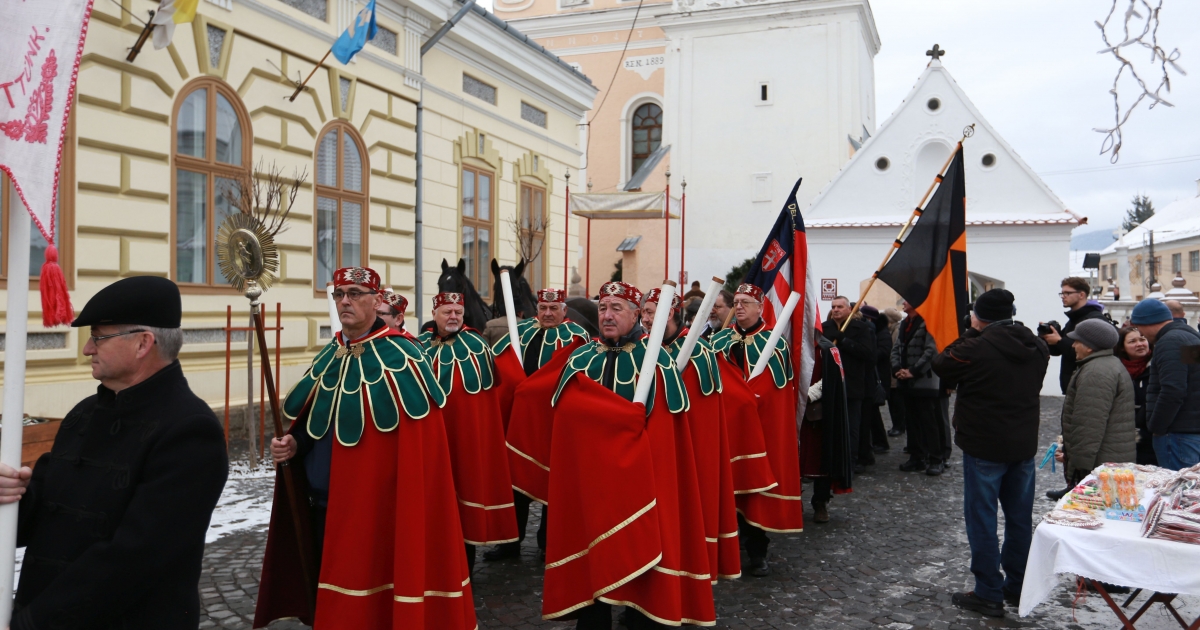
[
  {"xmin": 0, "ymin": 0, "xmax": 595, "ymax": 426},
  {"xmin": 504, "ymin": 0, "xmax": 879, "ymax": 291},
  {"xmin": 1097, "ymin": 186, "xmax": 1200, "ymax": 301}
]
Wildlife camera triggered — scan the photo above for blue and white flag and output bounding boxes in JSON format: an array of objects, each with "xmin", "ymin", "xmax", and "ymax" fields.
[{"xmin": 332, "ymin": 0, "xmax": 378, "ymax": 64}]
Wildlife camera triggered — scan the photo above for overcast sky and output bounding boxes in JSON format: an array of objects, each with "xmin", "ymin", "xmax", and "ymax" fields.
[
  {"xmin": 871, "ymin": 0, "xmax": 1199, "ymax": 235},
  {"xmin": 483, "ymin": 0, "xmax": 1199, "ymax": 233}
]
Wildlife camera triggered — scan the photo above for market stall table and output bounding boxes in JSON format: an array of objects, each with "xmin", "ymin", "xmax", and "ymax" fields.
[{"xmin": 1020, "ymin": 503, "xmax": 1200, "ymax": 628}]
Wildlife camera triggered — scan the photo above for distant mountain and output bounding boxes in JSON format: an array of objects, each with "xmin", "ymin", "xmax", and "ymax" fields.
[{"xmin": 1071, "ymin": 228, "xmax": 1117, "ymax": 252}]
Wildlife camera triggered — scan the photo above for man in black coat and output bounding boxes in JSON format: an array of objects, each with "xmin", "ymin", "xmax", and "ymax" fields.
[
  {"xmin": 822, "ymin": 296, "xmax": 877, "ymax": 473},
  {"xmin": 0, "ymin": 277, "xmax": 228, "ymax": 630},
  {"xmin": 933, "ymin": 289, "xmax": 1049, "ymax": 619},
  {"xmin": 1040, "ymin": 277, "xmax": 1106, "ymax": 393}
]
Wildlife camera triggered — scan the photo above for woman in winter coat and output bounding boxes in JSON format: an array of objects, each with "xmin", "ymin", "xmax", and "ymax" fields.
[
  {"xmin": 1114, "ymin": 326, "xmax": 1155, "ymax": 465},
  {"xmin": 1057, "ymin": 319, "xmax": 1137, "ymax": 485}
]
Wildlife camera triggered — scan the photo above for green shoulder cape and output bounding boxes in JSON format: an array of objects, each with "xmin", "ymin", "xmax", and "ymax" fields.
[
  {"xmin": 664, "ymin": 334, "xmax": 723, "ymax": 397},
  {"xmin": 710, "ymin": 325, "xmax": 793, "ymax": 388},
  {"xmin": 552, "ymin": 336, "xmax": 689, "ymax": 415},
  {"xmin": 491, "ymin": 318, "xmax": 591, "ymax": 370},
  {"xmin": 282, "ymin": 329, "xmax": 447, "ymax": 447},
  {"xmin": 417, "ymin": 328, "xmax": 496, "ymax": 395}
]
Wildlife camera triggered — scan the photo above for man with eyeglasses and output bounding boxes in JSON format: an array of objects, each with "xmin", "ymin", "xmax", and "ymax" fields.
[
  {"xmin": 710, "ymin": 283, "xmax": 803, "ymax": 578},
  {"xmin": 0, "ymin": 276, "xmax": 228, "ymax": 630},
  {"xmin": 418, "ymin": 292, "xmax": 518, "ymax": 573},
  {"xmin": 376, "ymin": 289, "xmax": 408, "ymax": 335},
  {"xmin": 1040, "ymin": 277, "xmax": 1108, "ymax": 395},
  {"xmin": 257, "ymin": 268, "xmax": 477, "ymax": 630},
  {"xmin": 486, "ymin": 288, "xmax": 589, "ymax": 563}
]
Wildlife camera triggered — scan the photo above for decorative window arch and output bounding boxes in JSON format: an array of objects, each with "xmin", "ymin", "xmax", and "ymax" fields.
[
  {"xmin": 171, "ymin": 77, "xmax": 252, "ymax": 287},
  {"xmin": 0, "ymin": 106, "xmax": 74, "ymax": 289},
  {"xmin": 314, "ymin": 121, "xmax": 369, "ymax": 289},
  {"xmin": 630, "ymin": 102, "xmax": 663, "ymax": 177}
]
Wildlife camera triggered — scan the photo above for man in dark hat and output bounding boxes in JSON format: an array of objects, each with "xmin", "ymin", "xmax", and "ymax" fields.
[
  {"xmin": 933, "ymin": 289, "xmax": 1048, "ymax": 618},
  {"xmin": 0, "ymin": 276, "xmax": 229, "ymax": 630}
]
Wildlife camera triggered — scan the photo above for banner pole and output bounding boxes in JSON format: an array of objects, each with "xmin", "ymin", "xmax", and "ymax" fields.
[
  {"xmin": 841, "ymin": 138, "xmax": 965, "ymax": 332},
  {"xmin": 0, "ymin": 206, "xmax": 32, "ymax": 625}
]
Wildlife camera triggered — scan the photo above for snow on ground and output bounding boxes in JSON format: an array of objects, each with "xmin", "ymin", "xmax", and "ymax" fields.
[{"xmin": 205, "ymin": 460, "xmax": 277, "ymax": 544}]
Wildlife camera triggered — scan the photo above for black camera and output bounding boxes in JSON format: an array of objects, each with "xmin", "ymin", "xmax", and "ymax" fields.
[{"xmin": 1036, "ymin": 320, "xmax": 1061, "ymax": 337}]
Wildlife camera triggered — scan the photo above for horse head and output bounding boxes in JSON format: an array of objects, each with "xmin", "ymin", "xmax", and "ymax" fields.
[{"xmin": 490, "ymin": 258, "xmax": 536, "ymax": 319}]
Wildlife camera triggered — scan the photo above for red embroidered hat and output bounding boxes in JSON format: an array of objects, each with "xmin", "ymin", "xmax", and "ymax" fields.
[
  {"xmin": 736, "ymin": 283, "xmax": 765, "ymax": 303},
  {"xmin": 537, "ymin": 288, "xmax": 566, "ymax": 304},
  {"xmin": 644, "ymin": 287, "xmax": 682, "ymax": 313},
  {"xmin": 598, "ymin": 281, "xmax": 643, "ymax": 307},
  {"xmin": 382, "ymin": 290, "xmax": 408, "ymax": 314},
  {"xmin": 334, "ymin": 267, "xmax": 381, "ymax": 291},
  {"xmin": 433, "ymin": 292, "xmax": 465, "ymax": 310}
]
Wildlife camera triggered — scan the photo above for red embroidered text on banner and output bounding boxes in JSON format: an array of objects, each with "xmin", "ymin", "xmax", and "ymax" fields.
[{"xmin": 0, "ymin": 0, "xmax": 94, "ymax": 325}]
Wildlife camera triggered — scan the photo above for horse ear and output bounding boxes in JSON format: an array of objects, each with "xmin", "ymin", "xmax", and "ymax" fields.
[
  {"xmin": 514, "ymin": 259, "xmax": 526, "ymax": 279},
  {"xmin": 491, "ymin": 258, "xmax": 501, "ymax": 277},
  {"xmin": 441, "ymin": 258, "xmax": 450, "ymax": 272},
  {"xmin": 457, "ymin": 258, "xmax": 466, "ymax": 274}
]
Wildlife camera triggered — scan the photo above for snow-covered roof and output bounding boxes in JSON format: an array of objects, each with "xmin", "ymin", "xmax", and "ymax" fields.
[
  {"xmin": 805, "ymin": 59, "xmax": 1079, "ymax": 226},
  {"xmin": 808, "ymin": 212, "xmax": 1079, "ymax": 229},
  {"xmin": 1099, "ymin": 195, "xmax": 1200, "ymax": 255}
]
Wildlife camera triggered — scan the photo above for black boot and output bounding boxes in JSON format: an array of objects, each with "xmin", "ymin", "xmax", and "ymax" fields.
[
  {"xmin": 748, "ymin": 555, "xmax": 770, "ymax": 577},
  {"xmin": 899, "ymin": 457, "xmax": 926, "ymax": 472},
  {"xmin": 483, "ymin": 542, "xmax": 520, "ymax": 561}
]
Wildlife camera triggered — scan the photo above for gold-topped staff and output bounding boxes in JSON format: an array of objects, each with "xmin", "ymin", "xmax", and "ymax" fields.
[
  {"xmin": 216, "ymin": 162, "xmax": 316, "ymax": 613},
  {"xmin": 840, "ymin": 124, "xmax": 975, "ymax": 331}
]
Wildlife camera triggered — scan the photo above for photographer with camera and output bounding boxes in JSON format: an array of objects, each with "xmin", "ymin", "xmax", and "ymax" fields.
[{"xmin": 1039, "ymin": 277, "xmax": 1108, "ymax": 394}]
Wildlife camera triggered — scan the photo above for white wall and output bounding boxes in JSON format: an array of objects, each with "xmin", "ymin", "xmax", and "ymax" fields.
[{"xmin": 662, "ymin": 5, "xmax": 876, "ymax": 282}]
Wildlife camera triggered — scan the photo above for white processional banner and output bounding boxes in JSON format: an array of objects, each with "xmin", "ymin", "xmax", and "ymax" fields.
[{"xmin": 0, "ymin": 0, "xmax": 94, "ymax": 241}]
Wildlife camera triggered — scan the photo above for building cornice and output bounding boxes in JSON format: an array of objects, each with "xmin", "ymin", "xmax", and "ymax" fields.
[
  {"xmin": 656, "ymin": 0, "xmax": 880, "ymax": 56},
  {"xmin": 508, "ymin": 4, "xmax": 664, "ymax": 37}
]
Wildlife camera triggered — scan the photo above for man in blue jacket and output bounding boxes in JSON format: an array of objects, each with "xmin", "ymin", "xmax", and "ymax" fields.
[{"xmin": 1131, "ymin": 299, "xmax": 1200, "ymax": 470}]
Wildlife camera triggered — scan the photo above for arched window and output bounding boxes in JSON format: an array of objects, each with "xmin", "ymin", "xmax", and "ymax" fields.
[
  {"xmin": 172, "ymin": 79, "xmax": 251, "ymax": 286},
  {"xmin": 630, "ymin": 103, "xmax": 663, "ymax": 176},
  {"xmin": 314, "ymin": 122, "xmax": 368, "ymax": 289}
]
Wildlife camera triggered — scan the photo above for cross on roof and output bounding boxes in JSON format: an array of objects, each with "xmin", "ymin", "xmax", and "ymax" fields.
[{"xmin": 926, "ymin": 44, "xmax": 945, "ymax": 60}]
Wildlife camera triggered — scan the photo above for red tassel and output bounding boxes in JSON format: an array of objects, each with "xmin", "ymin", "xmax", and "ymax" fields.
[{"xmin": 39, "ymin": 245, "xmax": 74, "ymax": 327}]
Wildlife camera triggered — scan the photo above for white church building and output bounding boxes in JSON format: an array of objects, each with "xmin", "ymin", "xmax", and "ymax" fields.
[{"xmin": 805, "ymin": 56, "xmax": 1084, "ymax": 393}]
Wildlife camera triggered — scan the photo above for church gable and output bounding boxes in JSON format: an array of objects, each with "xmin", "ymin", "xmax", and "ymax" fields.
[{"xmin": 806, "ymin": 58, "xmax": 1075, "ymax": 225}]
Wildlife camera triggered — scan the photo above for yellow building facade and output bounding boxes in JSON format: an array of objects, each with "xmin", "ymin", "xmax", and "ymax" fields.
[{"xmin": 0, "ymin": 0, "xmax": 595, "ymax": 423}]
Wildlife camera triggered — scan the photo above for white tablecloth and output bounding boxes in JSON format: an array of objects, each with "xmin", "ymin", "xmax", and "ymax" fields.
[{"xmin": 1019, "ymin": 517, "xmax": 1200, "ymax": 616}]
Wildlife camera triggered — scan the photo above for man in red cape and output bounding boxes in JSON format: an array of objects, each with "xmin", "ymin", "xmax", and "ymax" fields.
[
  {"xmin": 256, "ymin": 267, "xmax": 475, "ymax": 630},
  {"xmin": 487, "ymin": 287, "xmax": 590, "ymax": 561},
  {"xmin": 419, "ymin": 292, "xmax": 519, "ymax": 571},
  {"xmin": 710, "ymin": 283, "xmax": 803, "ymax": 578},
  {"xmin": 542, "ymin": 282, "xmax": 714, "ymax": 629},
  {"xmin": 645, "ymin": 288, "xmax": 744, "ymax": 583}
]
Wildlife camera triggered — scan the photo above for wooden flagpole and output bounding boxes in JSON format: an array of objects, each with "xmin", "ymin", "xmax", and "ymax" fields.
[
  {"xmin": 840, "ymin": 126, "xmax": 973, "ymax": 332},
  {"xmin": 289, "ymin": 49, "xmax": 333, "ymax": 102}
]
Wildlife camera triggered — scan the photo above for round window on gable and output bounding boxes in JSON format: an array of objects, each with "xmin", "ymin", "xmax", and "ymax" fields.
[
  {"xmin": 875, "ymin": 156, "xmax": 890, "ymax": 172},
  {"xmin": 981, "ymin": 153, "xmax": 997, "ymax": 168},
  {"xmin": 926, "ymin": 97, "xmax": 941, "ymax": 112}
]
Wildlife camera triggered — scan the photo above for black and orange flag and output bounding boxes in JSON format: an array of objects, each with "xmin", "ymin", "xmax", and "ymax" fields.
[{"xmin": 877, "ymin": 146, "xmax": 968, "ymax": 351}]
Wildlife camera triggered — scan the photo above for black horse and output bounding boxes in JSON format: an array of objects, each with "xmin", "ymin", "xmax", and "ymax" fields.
[
  {"xmin": 437, "ymin": 258, "xmax": 492, "ymax": 331},
  {"xmin": 487, "ymin": 259, "xmax": 599, "ymax": 337},
  {"xmin": 490, "ymin": 259, "xmax": 536, "ymax": 319}
]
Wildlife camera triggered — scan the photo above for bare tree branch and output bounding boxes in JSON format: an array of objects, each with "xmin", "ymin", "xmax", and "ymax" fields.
[
  {"xmin": 223, "ymin": 158, "xmax": 309, "ymax": 237},
  {"xmin": 509, "ymin": 211, "xmax": 552, "ymax": 266},
  {"xmin": 1095, "ymin": 0, "xmax": 1185, "ymax": 163}
]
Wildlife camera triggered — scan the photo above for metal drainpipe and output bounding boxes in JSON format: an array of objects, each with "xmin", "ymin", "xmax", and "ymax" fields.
[{"xmin": 414, "ymin": 0, "xmax": 478, "ymax": 327}]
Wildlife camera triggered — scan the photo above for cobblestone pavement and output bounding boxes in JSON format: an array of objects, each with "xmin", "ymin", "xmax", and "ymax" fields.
[{"xmin": 200, "ymin": 398, "xmax": 1199, "ymax": 629}]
